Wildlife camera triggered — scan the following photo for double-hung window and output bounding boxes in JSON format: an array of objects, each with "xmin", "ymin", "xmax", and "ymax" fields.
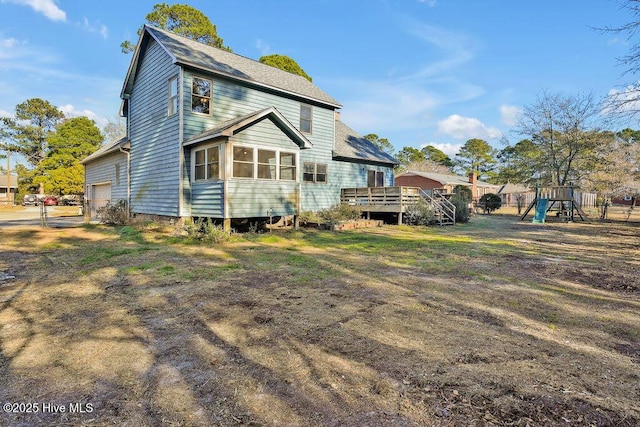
[
  {"xmin": 192, "ymin": 76, "xmax": 212, "ymax": 115},
  {"xmin": 300, "ymin": 104, "xmax": 312, "ymax": 134},
  {"xmin": 168, "ymin": 75, "xmax": 178, "ymax": 116},
  {"xmin": 303, "ymin": 162, "xmax": 327, "ymax": 183},
  {"xmin": 194, "ymin": 146, "xmax": 220, "ymax": 181}
]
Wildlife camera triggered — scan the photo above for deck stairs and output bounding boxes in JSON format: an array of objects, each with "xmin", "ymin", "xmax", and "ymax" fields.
[{"xmin": 419, "ymin": 189, "xmax": 456, "ymax": 226}]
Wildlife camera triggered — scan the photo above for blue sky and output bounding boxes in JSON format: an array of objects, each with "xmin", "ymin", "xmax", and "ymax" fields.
[{"xmin": 0, "ymin": 0, "xmax": 635, "ymax": 164}]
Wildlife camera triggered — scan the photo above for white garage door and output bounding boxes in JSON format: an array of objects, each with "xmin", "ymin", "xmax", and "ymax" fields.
[{"xmin": 92, "ymin": 183, "xmax": 111, "ymax": 215}]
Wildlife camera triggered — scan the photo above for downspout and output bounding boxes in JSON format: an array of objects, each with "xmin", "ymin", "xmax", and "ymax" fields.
[{"xmin": 119, "ymin": 146, "xmax": 131, "ymax": 217}]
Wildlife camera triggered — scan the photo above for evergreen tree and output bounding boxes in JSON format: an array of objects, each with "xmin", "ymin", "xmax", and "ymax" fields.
[{"xmin": 121, "ymin": 3, "xmax": 230, "ymax": 53}]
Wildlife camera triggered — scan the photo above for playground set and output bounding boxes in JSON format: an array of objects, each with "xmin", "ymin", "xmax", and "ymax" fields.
[{"xmin": 520, "ymin": 185, "xmax": 589, "ymax": 223}]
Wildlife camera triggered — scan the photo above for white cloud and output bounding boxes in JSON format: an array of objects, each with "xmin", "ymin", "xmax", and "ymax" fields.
[
  {"xmin": 1, "ymin": 0, "xmax": 66, "ymax": 22},
  {"xmin": 418, "ymin": 0, "xmax": 437, "ymax": 6},
  {"xmin": 1, "ymin": 37, "xmax": 19, "ymax": 49},
  {"xmin": 499, "ymin": 105, "xmax": 521, "ymax": 126},
  {"xmin": 605, "ymin": 83, "xmax": 640, "ymax": 115},
  {"xmin": 330, "ymin": 21, "xmax": 484, "ymax": 136},
  {"xmin": 79, "ymin": 17, "xmax": 109, "ymax": 39},
  {"xmin": 421, "ymin": 142, "xmax": 462, "ymax": 156},
  {"xmin": 255, "ymin": 39, "xmax": 271, "ymax": 56},
  {"xmin": 437, "ymin": 114, "xmax": 502, "ymax": 141},
  {"xmin": 58, "ymin": 104, "xmax": 107, "ymax": 128},
  {"xmin": 0, "ymin": 108, "xmax": 12, "ymax": 118}
]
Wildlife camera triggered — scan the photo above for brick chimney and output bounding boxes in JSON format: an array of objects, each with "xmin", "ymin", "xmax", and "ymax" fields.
[{"xmin": 468, "ymin": 172, "xmax": 478, "ymax": 201}]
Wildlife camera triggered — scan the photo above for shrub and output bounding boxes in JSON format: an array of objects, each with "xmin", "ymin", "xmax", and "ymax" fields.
[
  {"xmin": 180, "ymin": 217, "xmax": 231, "ymax": 244},
  {"xmin": 479, "ymin": 193, "xmax": 502, "ymax": 213},
  {"xmin": 404, "ymin": 199, "xmax": 435, "ymax": 226},
  {"xmin": 298, "ymin": 210, "xmax": 323, "ymax": 226},
  {"xmin": 318, "ymin": 204, "xmax": 362, "ymax": 225},
  {"xmin": 97, "ymin": 199, "xmax": 128, "ymax": 225},
  {"xmin": 453, "ymin": 184, "xmax": 472, "ymax": 203},
  {"xmin": 451, "ymin": 184, "xmax": 472, "ymax": 223}
]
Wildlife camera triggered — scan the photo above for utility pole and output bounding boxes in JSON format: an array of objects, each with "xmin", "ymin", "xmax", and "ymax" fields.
[{"xmin": 6, "ymin": 146, "xmax": 12, "ymax": 208}]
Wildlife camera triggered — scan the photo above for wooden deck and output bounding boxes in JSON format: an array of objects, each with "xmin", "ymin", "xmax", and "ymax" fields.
[
  {"xmin": 340, "ymin": 187, "xmax": 422, "ymax": 214},
  {"xmin": 341, "ymin": 186, "xmax": 456, "ymax": 225}
]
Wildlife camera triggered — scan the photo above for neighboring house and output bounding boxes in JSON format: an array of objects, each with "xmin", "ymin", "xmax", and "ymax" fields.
[
  {"xmin": 83, "ymin": 25, "xmax": 397, "ymax": 228},
  {"xmin": 395, "ymin": 171, "xmax": 500, "ymax": 201},
  {"xmin": 497, "ymin": 183, "xmax": 533, "ymax": 207},
  {"xmin": 0, "ymin": 175, "xmax": 18, "ymax": 205}
]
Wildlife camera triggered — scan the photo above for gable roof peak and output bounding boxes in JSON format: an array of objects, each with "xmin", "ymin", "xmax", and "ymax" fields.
[{"xmin": 123, "ymin": 25, "xmax": 341, "ymax": 108}]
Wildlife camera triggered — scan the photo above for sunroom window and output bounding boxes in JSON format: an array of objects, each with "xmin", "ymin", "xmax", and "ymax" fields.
[
  {"xmin": 233, "ymin": 146, "xmax": 254, "ymax": 178},
  {"xmin": 194, "ymin": 146, "xmax": 220, "ymax": 181},
  {"xmin": 257, "ymin": 149, "xmax": 277, "ymax": 179},
  {"xmin": 279, "ymin": 152, "xmax": 296, "ymax": 181}
]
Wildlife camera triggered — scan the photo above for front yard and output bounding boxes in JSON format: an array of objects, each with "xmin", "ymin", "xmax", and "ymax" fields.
[{"xmin": 0, "ymin": 215, "xmax": 638, "ymax": 426}]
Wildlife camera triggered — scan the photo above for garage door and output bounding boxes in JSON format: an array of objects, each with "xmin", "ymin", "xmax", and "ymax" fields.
[{"xmin": 92, "ymin": 183, "xmax": 111, "ymax": 215}]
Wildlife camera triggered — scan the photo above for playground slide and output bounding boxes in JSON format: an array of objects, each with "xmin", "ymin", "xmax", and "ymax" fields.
[{"xmin": 532, "ymin": 198, "xmax": 549, "ymax": 223}]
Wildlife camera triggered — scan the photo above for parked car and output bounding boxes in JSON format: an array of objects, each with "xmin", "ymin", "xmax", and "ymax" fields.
[
  {"xmin": 22, "ymin": 194, "xmax": 39, "ymax": 206},
  {"xmin": 42, "ymin": 195, "xmax": 58, "ymax": 206},
  {"xmin": 59, "ymin": 194, "xmax": 84, "ymax": 206}
]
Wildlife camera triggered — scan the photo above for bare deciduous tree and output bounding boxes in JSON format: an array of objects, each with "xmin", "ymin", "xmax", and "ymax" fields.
[{"xmin": 514, "ymin": 91, "xmax": 607, "ymax": 187}]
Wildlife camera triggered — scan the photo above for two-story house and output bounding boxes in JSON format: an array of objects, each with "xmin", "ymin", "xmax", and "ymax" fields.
[{"xmin": 83, "ymin": 25, "xmax": 397, "ymax": 229}]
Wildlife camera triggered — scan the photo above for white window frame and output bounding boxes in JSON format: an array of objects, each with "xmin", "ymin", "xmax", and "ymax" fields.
[
  {"xmin": 191, "ymin": 75, "xmax": 213, "ymax": 116},
  {"xmin": 303, "ymin": 162, "xmax": 327, "ymax": 184},
  {"xmin": 168, "ymin": 75, "xmax": 179, "ymax": 116},
  {"xmin": 192, "ymin": 144, "xmax": 221, "ymax": 181},
  {"xmin": 232, "ymin": 144, "xmax": 298, "ymax": 181}
]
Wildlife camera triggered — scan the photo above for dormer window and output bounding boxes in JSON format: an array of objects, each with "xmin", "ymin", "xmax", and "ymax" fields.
[
  {"xmin": 300, "ymin": 104, "xmax": 312, "ymax": 134},
  {"xmin": 192, "ymin": 76, "xmax": 212, "ymax": 115}
]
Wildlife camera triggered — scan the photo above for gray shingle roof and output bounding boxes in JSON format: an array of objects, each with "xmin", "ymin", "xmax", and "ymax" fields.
[
  {"xmin": 126, "ymin": 25, "xmax": 341, "ymax": 108},
  {"xmin": 81, "ymin": 136, "xmax": 129, "ymax": 164},
  {"xmin": 397, "ymin": 171, "xmax": 498, "ymax": 188},
  {"xmin": 333, "ymin": 121, "xmax": 398, "ymax": 165},
  {"xmin": 183, "ymin": 106, "xmax": 312, "ymax": 149}
]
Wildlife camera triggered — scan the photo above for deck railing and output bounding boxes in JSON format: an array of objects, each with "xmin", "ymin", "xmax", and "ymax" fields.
[
  {"xmin": 340, "ymin": 186, "xmax": 421, "ymax": 210},
  {"xmin": 340, "ymin": 186, "xmax": 455, "ymax": 225}
]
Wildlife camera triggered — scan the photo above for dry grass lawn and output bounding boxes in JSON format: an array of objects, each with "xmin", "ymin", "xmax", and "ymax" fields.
[{"xmin": 0, "ymin": 214, "xmax": 639, "ymax": 426}]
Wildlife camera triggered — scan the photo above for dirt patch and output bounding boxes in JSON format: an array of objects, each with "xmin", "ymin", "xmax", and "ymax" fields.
[{"xmin": 1, "ymin": 216, "xmax": 639, "ymax": 426}]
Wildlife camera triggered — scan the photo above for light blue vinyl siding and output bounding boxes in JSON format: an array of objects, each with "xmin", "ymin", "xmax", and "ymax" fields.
[
  {"xmin": 191, "ymin": 181, "xmax": 224, "ymax": 217},
  {"xmin": 190, "ymin": 119, "xmax": 301, "ymax": 218},
  {"xmin": 128, "ymin": 38, "xmax": 181, "ymax": 217},
  {"xmin": 227, "ymin": 180, "xmax": 298, "ymax": 218},
  {"xmin": 84, "ymin": 151, "xmax": 128, "ymax": 202},
  {"xmin": 182, "ymin": 70, "xmax": 334, "ymax": 143}
]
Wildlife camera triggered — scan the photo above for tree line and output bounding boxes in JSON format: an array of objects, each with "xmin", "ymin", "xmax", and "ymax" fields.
[
  {"xmin": 370, "ymin": 90, "xmax": 640, "ymax": 201},
  {"xmin": 0, "ymin": 99, "xmax": 104, "ymax": 198}
]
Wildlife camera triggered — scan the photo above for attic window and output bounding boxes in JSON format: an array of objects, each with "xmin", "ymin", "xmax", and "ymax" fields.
[
  {"xmin": 300, "ymin": 104, "xmax": 312, "ymax": 134},
  {"xmin": 192, "ymin": 76, "xmax": 212, "ymax": 115}
]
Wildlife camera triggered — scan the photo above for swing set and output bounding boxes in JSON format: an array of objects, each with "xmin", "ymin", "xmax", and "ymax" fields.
[{"xmin": 519, "ymin": 184, "xmax": 589, "ymax": 223}]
